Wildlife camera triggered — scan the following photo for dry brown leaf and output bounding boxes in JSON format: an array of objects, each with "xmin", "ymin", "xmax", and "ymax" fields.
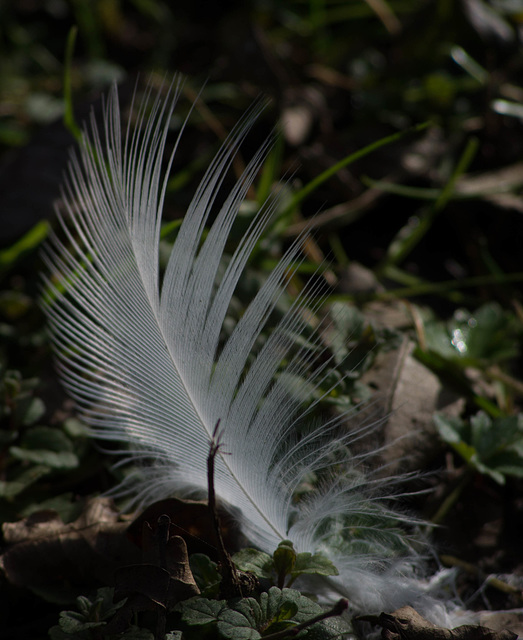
[
  {"xmin": 0, "ymin": 495, "xmax": 241, "ymax": 604},
  {"xmin": 106, "ymin": 530, "xmax": 200, "ymax": 635},
  {"xmin": 127, "ymin": 497, "xmax": 243, "ymax": 558},
  {"xmin": 0, "ymin": 497, "xmax": 139, "ymax": 600},
  {"xmin": 356, "ymin": 332, "xmax": 464, "ymax": 474},
  {"xmin": 115, "ymin": 532, "xmax": 199, "ymax": 607}
]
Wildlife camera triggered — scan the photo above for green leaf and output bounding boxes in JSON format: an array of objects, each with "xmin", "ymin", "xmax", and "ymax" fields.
[
  {"xmin": 180, "ymin": 596, "xmax": 226, "ymax": 628},
  {"xmin": 421, "ymin": 303, "xmax": 520, "ymax": 371},
  {"xmin": 233, "ymin": 546, "xmax": 338, "ymax": 588},
  {"xmin": 217, "ymin": 600, "xmax": 262, "ymax": 639},
  {"xmin": 178, "ymin": 586, "xmax": 351, "ymax": 639},
  {"xmin": 463, "ymin": 303, "xmax": 519, "ymax": 361},
  {"xmin": 1, "ymin": 369, "xmax": 22, "ymax": 398},
  {"xmin": 52, "ymin": 588, "xmax": 125, "ymax": 638},
  {"xmin": 62, "ymin": 417, "xmax": 90, "ymax": 438},
  {"xmin": 9, "ymin": 426, "xmax": 79, "ymax": 469},
  {"xmin": 489, "ymin": 455, "xmax": 523, "ymax": 478},
  {"xmin": 190, "ymin": 553, "xmax": 222, "ymax": 595},
  {"xmin": 0, "ymin": 464, "xmax": 51, "ymax": 498},
  {"xmin": 58, "ymin": 610, "xmax": 105, "ymax": 634},
  {"xmin": 23, "ymin": 425, "xmax": 74, "ymax": 449},
  {"xmin": 433, "ymin": 413, "xmax": 465, "ymax": 444},
  {"xmin": 232, "ymin": 548, "xmax": 274, "ymax": 579},
  {"xmin": 8, "ymin": 446, "xmax": 78, "ymax": 470},
  {"xmin": 14, "ymin": 396, "xmax": 45, "ymax": 426},
  {"xmin": 273, "ymin": 540, "xmax": 297, "ymax": 582},
  {"xmin": 260, "ymin": 587, "xmax": 346, "ymax": 637},
  {"xmin": 215, "ymin": 588, "xmax": 314, "ymax": 638},
  {"xmin": 20, "ymin": 492, "xmax": 79, "ymax": 521},
  {"xmin": 293, "ymin": 552, "xmax": 339, "ymax": 578},
  {"xmin": 435, "ymin": 411, "xmax": 523, "ymax": 484},
  {"xmin": 258, "ymin": 588, "xmax": 300, "ymax": 635}
]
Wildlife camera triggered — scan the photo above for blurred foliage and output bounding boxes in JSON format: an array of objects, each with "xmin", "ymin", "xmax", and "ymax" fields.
[
  {"xmin": 2, "ymin": 0, "xmax": 523, "ymax": 637},
  {"xmin": 435, "ymin": 410, "xmax": 523, "ymax": 485}
]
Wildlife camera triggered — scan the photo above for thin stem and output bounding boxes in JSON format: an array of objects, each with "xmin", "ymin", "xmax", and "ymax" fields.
[
  {"xmin": 262, "ymin": 599, "xmax": 349, "ymax": 640},
  {"xmin": 431, "ymin": 467, "xmax": 475, "ymax": 525},
  {"xmin": 207, "ymin": 420, "xmax": 243, "ymax": 598}
]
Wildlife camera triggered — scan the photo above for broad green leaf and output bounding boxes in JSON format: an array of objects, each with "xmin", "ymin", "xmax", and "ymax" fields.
[
  {"xmin": 422, "ymin": 304, "xmax": 520, "ymax": 367},
  {"xmin": 293, "ymin": 552, "xmax": 339, "ymax": 578},
  {"xmin": 261, "ymin": 587, "xmax": 299, "ymax": 629},
  {"xmin": 62, "ymin": 417, "xmax": 90, "ymax": 437},
  {"xmin": 0, "ymin": 464, "xmax": 51, "ymax": 498},
  {"xmin": 51, "ymin": 588, "xmax": 125, "ymax": 638},
  {"xmin": 9, "ymin": 426, "xmax": 79, "ymax": 469},
  {"xmin": 20, "ymin": 492, "xmax": 79, "ymax": 521},
  {"xmin": 58, "ymin": 610, "xmax": 105, "ymax": 634},
  {"xmin": 463, "ymin": 303, "xmax": 518, "ymax": 362},
  {"xmin": 8, "ymin": 447, "xmax": 78, "ymax": 472},
  {"xmin": 180, "ymin": 597, "xmax": 226, "ymax": 627},
  {"xmin": 433, "ymin": 414, "xmax": 465, "ymax": 444},
  {"xmin": 14, "ymin": 396, "xmax": 45, "ymax": 426},
  {"xmin": 232, "ymin": 548, "xmax": 273, "ymax": 579},
  {"xmin": 178, "ymin": 588, "xmax": 345, "ymax": 639},
  {"xmin": 217, "ymin": 599, "xmax": 263, "ymax": 639},
  {"xmin": 190, "ymin": 553, "xmax": 222, "ymax": 595},
  {"xmin": 435, "ymin": 411, "xmax": 523, "ymax": 484}
]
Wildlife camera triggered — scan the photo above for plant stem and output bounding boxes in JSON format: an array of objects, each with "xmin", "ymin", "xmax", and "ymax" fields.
[{"xmin": 431, "ymin": 467, "xmax": 476, "ymax": 525}]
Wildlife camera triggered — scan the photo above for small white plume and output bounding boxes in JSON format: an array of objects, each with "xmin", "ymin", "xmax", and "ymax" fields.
[{"xmin": 41, "ymin": 79, "xmax": 455, "ymax": 620}]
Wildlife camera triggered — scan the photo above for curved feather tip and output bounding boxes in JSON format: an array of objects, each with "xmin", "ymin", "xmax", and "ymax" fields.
[{"xmin": 41, "ymin": 79, "xmax": 456, "ymax": 622}]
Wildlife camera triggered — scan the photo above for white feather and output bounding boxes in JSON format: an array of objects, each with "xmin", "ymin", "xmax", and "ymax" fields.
[{"xmin": 42, "ymin": 80, "xmax": 455, "ymax": 619}]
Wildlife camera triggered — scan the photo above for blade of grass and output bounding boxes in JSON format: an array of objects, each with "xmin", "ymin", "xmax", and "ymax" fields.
[
  {"xmin": 450, "ymin": 45, "xmax": 488, "ymax": 84},
  {"xmin": 0, "ymin": 221, "xmax": 50, "ymax": 275},
  {"xmin": 256, "ymin": 134, "xmax": 284, "ymax": 207},
  {"xmin": 378, "ymin": 136, "xmax": 479, "ymax": 275},
  {"xmin": 330, "ymin": 271, "xmax": 523, "ymax": 304},
  {"xmin": 281, "ymin": 121, "xmax": 431, "ymax": 218},
  {"xmin": 63, "ymin": 26, "xmax": 83, "ymax": 143},
  {"xmin": 363, "ymin": 174, "xmax": 519, "ymax": 199}
]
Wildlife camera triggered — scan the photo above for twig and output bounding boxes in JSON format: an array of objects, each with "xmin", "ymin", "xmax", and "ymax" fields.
[
  {"xmin": 155, "ymin": 514, "xmax": 170, "ymax": 640},
  {"xmin": 207, "ymin": 421, "xmax": 244, "ymax": 598},
  {"xmin": 262, "ymin": 598, "xmax": 349, "ymax": 640}
]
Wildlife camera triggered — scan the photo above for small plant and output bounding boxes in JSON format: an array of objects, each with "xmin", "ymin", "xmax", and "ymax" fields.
[
  {"xmin": 232, "ymin": 540, "xmax": 338, "ymax": 590},
  {"xmin": 434, "ymin": 411, "xmax": 523, "ymax": 486},
  {"xmin": 177, "ymin": 586, "xmax": 349, "ymax": 639},
  {"xmin": 48, "ymin": 544, "xmax": 349, "ymax": 640}
]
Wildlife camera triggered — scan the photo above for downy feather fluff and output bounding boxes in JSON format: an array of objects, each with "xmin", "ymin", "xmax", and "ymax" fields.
[{"xmin": 42, "ymin": 80, "xmax": 456, "ymax": 621}]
